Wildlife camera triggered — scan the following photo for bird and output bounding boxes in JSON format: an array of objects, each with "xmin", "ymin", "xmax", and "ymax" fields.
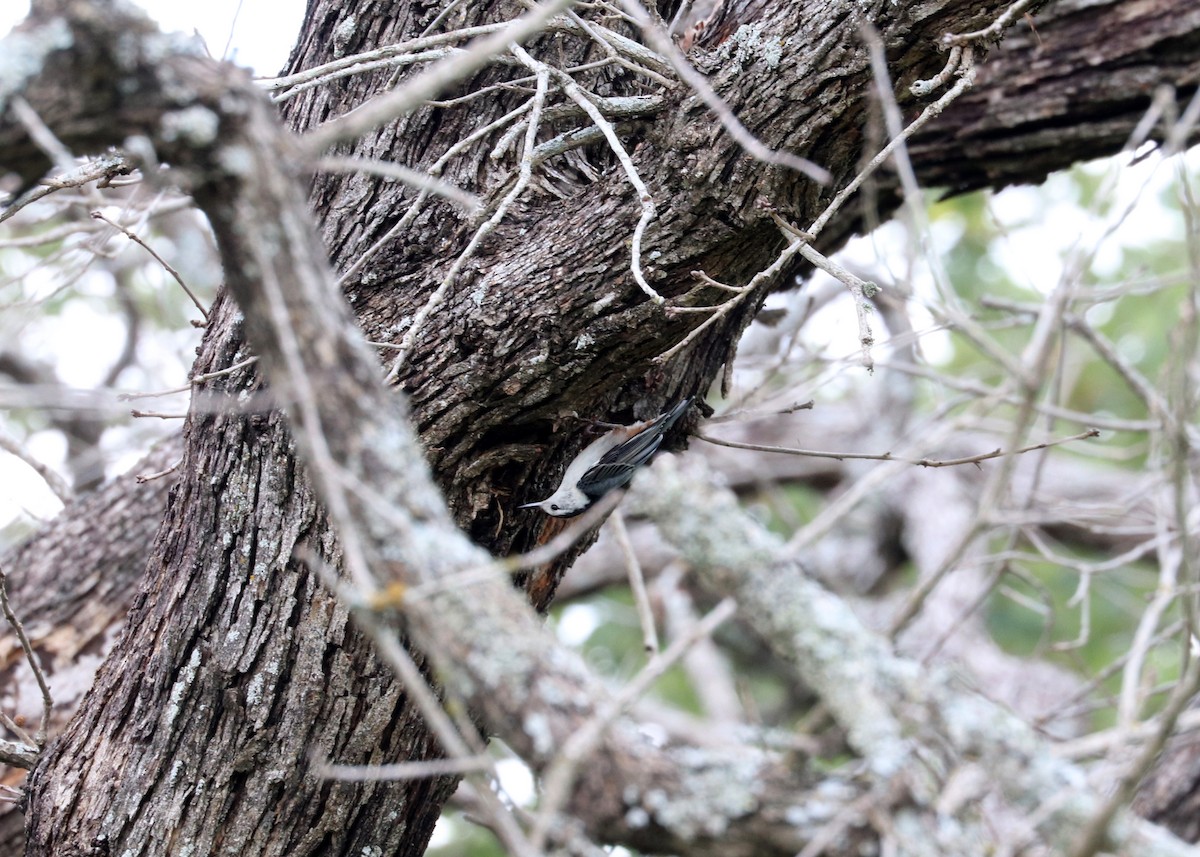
[{"xmin": 520, "ymin": 398, "xmax": 693, "ymax": 517}]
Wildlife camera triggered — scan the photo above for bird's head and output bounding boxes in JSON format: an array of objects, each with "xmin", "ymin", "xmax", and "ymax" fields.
[{"xmin": 519, "ymin": 485, "xmax": 589, "ymax": 517}]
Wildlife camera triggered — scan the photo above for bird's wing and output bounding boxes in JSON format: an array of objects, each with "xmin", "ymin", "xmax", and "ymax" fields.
[
  {"xmin": 576, "ymin": 460, "xmax": 642, "ymax": 499},
  {"xmin": 575, "ymin": 398, "xmax": 691, "ymax": 499},
  {"xmin": 595, "ymin": 428, "xmax": 664, "ymax": 470}
]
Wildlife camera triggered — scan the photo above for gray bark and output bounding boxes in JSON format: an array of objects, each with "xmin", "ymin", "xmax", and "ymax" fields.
[{"xmin": 0, "ymin": 0, "xmax": 1198, "ymax": 855}]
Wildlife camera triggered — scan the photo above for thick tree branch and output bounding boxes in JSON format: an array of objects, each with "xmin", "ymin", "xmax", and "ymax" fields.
[
  {"xmin": 911, "ymin": 0, "xmax": 1200, "ymax": 194},
  {"xmin": 631, "ymin": 458, "xmax": 1196, "ymax": 856},
  {"xmin": 3, "ymin": 7, "xmax": 864, "ymax": 855},
  {"xmin": 4, "ymin": 0, "xmax": 1200, "ymax": 854}
]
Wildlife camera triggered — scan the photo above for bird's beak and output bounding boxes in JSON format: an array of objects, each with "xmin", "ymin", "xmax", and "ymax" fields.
[{"xmin": 518, "ymin": 501, "xmax": 542, "ymax": 509}]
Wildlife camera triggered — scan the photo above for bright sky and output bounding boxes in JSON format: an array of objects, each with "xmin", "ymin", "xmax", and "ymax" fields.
[
  {"xmin": 0, "ymin": 0, "xmax": 307, "ymax": 529},
  {"xmin": 1, "ymin": 0, "xmax": 305, "ymax": 74}
]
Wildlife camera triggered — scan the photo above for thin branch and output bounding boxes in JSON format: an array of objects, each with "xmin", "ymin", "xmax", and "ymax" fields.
[
  {"xmin": 771, "ymin": 213, "xmax": 877, "ymax": 369},
  {"xmin": 696, "ymin": 427, "xmax": 1099, "ymax": 468},
  {"xmin": 90, "ymin": 211, "xmax": 210, "ymax": 321},
  {"xmin": 0, "ymin": 737, "xmax": 39, "ymax": 770},
  {"xmin": 136, "ymin": 458, "xmax": 182, "ymax": 484},
  {"xmin": 560, "ymin": 77, "xmax": 663, "ymax": 304},
  {"xmin": 0, "ymin": 429, "xmax": 73, "ymax": 503},
  {"xmin": 337, "ymin": 101, "xmax": 533, "ymax": 288},
  {"xmin": 421, "ymin": 0, "xmax": 472, "ymax": 37},
  {"xmin": 1056, "ymin": 707, "xmax": 1200, "ymax": 762},
  {"xmin": 119, "ymin": 355, "xmax": 260, "ymax": 401},
  {"xmin": 302, "ymin": 0, "xmax": 574, "ymax": 155},
  {"xmin": 315, "ymin": 156, "xmax": 482, "ymax": 212},
  {"xmin": 880, "ymin": 357, "xmax": 1160, "ymax": 433},
  {"xmin": 500, "ymin": 41, "xmax": 665, "ymax": 304},
  {"xmin": 264, "ymin": 23, "xmax": 510, "ymax": 99},
  {"xmin": 909, "ymin": 45, "xmax": 962, "ymax": 97},
  {"xmin": 317, "ymin": 754, "xmax": 494, "ymax": 781},
  {"xmin": 657, "ymin": 231, "xmax": 810, "ymax": 364},
  {"xmin": 565, "ymin": 9, "xmax": 673, "ymax": 87},
  {"xmin": 101, "ymin": 270, "xmax": 142, "ymax": 388},
  {"xmin": 530, "ymin": 597, "xmax": 738, "ymax": 851},
  {"xmin": 129, "ymin": 410, "xmax": 187, "ymax": 419},
  {"xmin": 806, "ymin": 47, "xmax": 977, "ymax": 239},
  {"xmin": 617, "ymin": 0, "xmax": 830, "ymax": 184},
  {"xmin": 943, "ymin": 0, "xmax": 1043, "ymax": 45},
  {"xmin": 0, "ymin": 709, "xmax": 35, "ymax": 749},
  {"xmin": 666, "ymin": 0, "xmax": 696, "ymax": 36},
  {"xmin": 0, "ymin": 154, "xmax": 133, "ymax": 224},
  {"xmin": 386, "ymin": 50, "xmax": 550, "ymax": 379},
  {"xmin": 191, "ymin": 355, "xmax": 260, "ymax": 384},
  {"xmin": 610, "ymin": 509, "xmax": 658, "ymax": 652},
  {"xmin": 1069, "ymin": 656, "xmax": 1200, "ymax": 857},
  {"xmin": 0, "ymin": 565, "xmax": 53, "ymax": 749}
]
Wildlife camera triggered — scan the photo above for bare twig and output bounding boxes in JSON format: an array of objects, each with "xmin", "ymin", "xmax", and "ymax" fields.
[
  {"xmin": 560, "ymin": 76, "xmax": 663, "ymax": 304},
  {"xmin": 696, "ymin": 427, "xmax": 1100, "ymax": 468},
  {"xmin": 771, "ymin": 213, "xmax": 877, "ymax": 369},
  {"xmin": 610, "ymin": 509, "xmax": 659, "ymax": 652},
  {"xmin": 119, "ymin": 355, "xmax": 260, "ymax": 401},
  {"xmin": 503, "ymin": 41, "xmax": 666, "ymax": 304},
  {"xmin": 337, "ymin": 101, "xmax": 533, "ymax": 288},
  {"xmin": 657, "ymin": 232, "xmax": 810, "ymax": 364},
  {"xmin": 386, "ymin": 50, "xmax": 549, "ymax": 378},
  {"xmin": 91, "ymin": 211, "xmax": 210, "ymax": 321},
  {"xmin": 806, "ymin": 47, "xmax": 976, "ymax": 240},
  {"xmin": 0, "ymin": 565, "xmax": 53, "ymax": 749},
  {"xmin": 136, "ymin": 458, "xmax": 182, "ymax": 484},
  {"xmin": 264, "ymin": 22, "xmax": 510, "ymax": 99},
  {"xmin": 530, "ymin": 597, "xmax": 737, "ymax": 850},
  {"xmin": 317, "ymin": 754, "xmax": 494, "ymax": 781},
  {"xmin": 1070, "ymin": 656, "xmax": 1200, "ymax": 857},
  {"xmin": 617, "ymin": 0, "xmax": 830, "ymax": 184},
  {"xmin": 130, "ymin": 410, "xmax": 187, "ymax": 419},
  {"xmin": 909, "ymin": 45, "xmax": 962, "ymax": 97},
  {"xmin": 315, "ymin": 156, "xmax": 483, "ymax": 212},
  {"xmin": 0, "ymin": 429, "xmax": 72, "ymax": 503},
  {"xmin": 302, "ymin": 0, "xmax": 574, "ymax": 155},
  {"xmin": 0, "ymin": 155, "xmax": 133, "ymax": 224},
  {"xmin": 942, "ymin": 0, "xmax": 1043, "ymax": 45}
]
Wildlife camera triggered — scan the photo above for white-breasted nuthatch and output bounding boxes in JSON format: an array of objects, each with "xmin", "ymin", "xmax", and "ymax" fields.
[{"xmin": 520, "ymin": 398, "xmax": 693, "ymax": 517}]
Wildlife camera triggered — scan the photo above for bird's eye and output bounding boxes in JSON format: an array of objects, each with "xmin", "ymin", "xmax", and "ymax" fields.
[{"xmin": 550, "ymin": 504, "xmax": 560, "ymax": 511}]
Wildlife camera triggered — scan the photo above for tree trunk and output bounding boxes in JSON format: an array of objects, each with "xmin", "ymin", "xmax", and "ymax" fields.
[{"xmin": 2, "ymin": 0, "xmax": 1199, "ymax": 855}]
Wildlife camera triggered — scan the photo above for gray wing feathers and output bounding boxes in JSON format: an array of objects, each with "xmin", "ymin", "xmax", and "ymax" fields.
[
  {"xmin": 577, "ymin": 398, "xmax": 691, "ymax": 499},
  {"xmin": 577, "ymin": 461, "xmax": 642, "ymax": 499}
]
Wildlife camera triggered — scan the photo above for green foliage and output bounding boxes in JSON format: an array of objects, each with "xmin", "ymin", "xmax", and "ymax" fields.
[
  {"xmin": 927, "ymin": 155, "xmax": 1199, "ymax": 730},
  {"xmin": 985, "ymin": 549, "xmax": 1179, "ymax": 731},
  {"xmin": 426, "ymin": 813, "xmax": 509, "ymax": 857}
]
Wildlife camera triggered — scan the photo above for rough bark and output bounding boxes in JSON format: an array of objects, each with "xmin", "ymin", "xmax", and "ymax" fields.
[
  {"xmin": 910, "ymin": 0, "xmax": 1200, "ymax": 194},
  {"xmin": 1, "ymin": 0, "xmax": 1198, "ymax": 855},
  {"xmin": 271, "ymin": 0, "xmax": 1200, "ymax": 585},
  {"xmin": 1137, "ymin": 719, "xmax": 1200, "ymax": 843},
  {"xmin": 0, "ymin": 442, "xmax": 177, "ymax": 851}
]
